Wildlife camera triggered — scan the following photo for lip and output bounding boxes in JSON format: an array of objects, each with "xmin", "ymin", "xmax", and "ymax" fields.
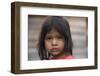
[{"xmin": 50, "ymin": 48, "xmax": 60, "ymax": 50}]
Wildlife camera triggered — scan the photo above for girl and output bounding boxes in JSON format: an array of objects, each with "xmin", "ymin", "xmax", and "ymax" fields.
[{"xmin": 37, "ymin": 16, "xmax": 74, "ymax": 60}]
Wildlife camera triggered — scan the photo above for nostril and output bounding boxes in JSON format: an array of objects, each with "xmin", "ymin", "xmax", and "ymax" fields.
[{"xmin": 52, "ymin": 44, "xmax": 57, "ymax": 46}]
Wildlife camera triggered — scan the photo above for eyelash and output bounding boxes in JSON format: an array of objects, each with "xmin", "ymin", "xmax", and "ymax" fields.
[
  {"xmin": 46, "ymin": 37, "xmax": 52, "ymax": 40},
  {"xmin": 58, "ymin": 36, "xmax": 63, "ymax": 39}
]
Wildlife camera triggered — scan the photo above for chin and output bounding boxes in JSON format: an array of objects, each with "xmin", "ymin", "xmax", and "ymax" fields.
[{"xmin": 51, "ymin": 52, "xmax": 60, "ymax": 56}]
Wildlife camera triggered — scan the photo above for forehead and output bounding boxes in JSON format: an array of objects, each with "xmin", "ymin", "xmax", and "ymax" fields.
[{"xmin": 46, "ymin": 29, "xmax": 61, "ymax": 35}]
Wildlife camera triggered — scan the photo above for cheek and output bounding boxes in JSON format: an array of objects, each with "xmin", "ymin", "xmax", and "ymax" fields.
[
  {"xmin": 44, "ymin": 41, "xmax": 51, "ymax": 49},
  {"xmin": 59, "ymin": 41, "xmax": 65, "ymax": 49}
]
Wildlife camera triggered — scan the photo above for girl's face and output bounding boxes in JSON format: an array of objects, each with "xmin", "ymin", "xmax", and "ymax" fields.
[{"xmin": 44, "ymin": 29, "xmax": 65, "ymax": 56}]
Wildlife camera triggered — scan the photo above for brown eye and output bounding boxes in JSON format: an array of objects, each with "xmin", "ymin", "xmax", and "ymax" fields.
[
  {"xmin": 45, "ymin": 36, "xmax": 52, "ymax": 40},
  {"xmin": 57, "ymin": 36, "xmax": 63, "ymax": 39},
  {"xmin": 47, "ymin": 37, "xmax": 52, "ymax": 40}
]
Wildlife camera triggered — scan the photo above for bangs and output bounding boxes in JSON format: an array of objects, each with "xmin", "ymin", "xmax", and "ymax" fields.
[{"xmin": 43, "ymin": 16, "xmax": 68, "ymax": 37}]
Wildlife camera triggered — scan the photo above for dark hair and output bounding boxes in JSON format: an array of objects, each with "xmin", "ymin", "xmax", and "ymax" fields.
[{"xmin": 38, "ymin": 16, "xmax": 73, "ymax": 60}]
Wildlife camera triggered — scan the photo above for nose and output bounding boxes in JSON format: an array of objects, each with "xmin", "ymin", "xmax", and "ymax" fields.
[{"xmin": 51, "ymin": 38, "xmax": 57, "ymax": 46}]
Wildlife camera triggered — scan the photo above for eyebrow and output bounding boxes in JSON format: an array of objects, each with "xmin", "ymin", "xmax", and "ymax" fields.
[
  {"xmin": 46, "ymin": 33, "xmax": 62, "ymax": 37},
  {"xmin": 45, "ymin": 34, "xmax": 52, "ymax": 37}
]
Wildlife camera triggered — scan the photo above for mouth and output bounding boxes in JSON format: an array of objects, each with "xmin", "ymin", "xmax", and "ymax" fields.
[
  {"xmin": 49, "ymin": 48, "xmax": 61, "ymax": 52},
  {"xmin": 48, "ymin": 48, "xmax": 62, "ymax": 55},
  {"xmin": 50, "ymin": 48, "xmax": 60, "ymax": 51}
]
